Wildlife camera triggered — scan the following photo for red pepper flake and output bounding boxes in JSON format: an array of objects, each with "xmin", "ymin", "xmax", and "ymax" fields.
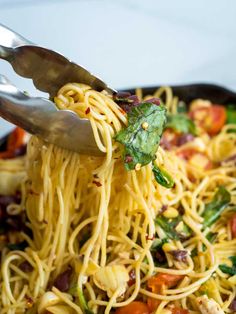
[
  {"xmin": 160, "ymin": 204, "xmax": 168, "ymax": 213},
  {"xmin": 118, "ymin": 108, "xmax": 126, "ymax": 115},
  {"xmin": 85, "ymin": 107, "xmax": 91, "ymax": 114},
  {"xmin": 28, "ymin": 189, "xmax": 40, "ymax": 196},
  {"xmin": 146, "ymin": 234, "xmax": 155, "ymax": 241},
  {"xmin": 125, "ymin": 155, "xmax": 133, "ymax": 163},
  {"xmin": 128, "ymin": 269, "xmax": 136, "ymax": 286},
  {"xmin": 25, "ymin": 295, "xmax": 33, "ymax": 308},
  {"xmin": 92, "ymin": 180, "xmax": 102, "ymax": 187}
]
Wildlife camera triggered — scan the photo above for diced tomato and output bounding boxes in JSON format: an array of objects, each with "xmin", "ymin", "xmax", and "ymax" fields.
[
  {"xmin": 0, "ymin": 127, "xmax": 25, "ymax": 159},
  {"xmin": 147, "ymin": 297, "xmax": 161, "ymax": 313},
  {"xmin": 114, "ymin": 301, "xmax": 150, "ymax": 314},
  {"xmin": 147, "ymin": 273, "xmax": 183, "ymax": 290},
  {"xmin": 146, "ymin": 274, "xmax": 183, "ymax": 312},
  {"xmin": 230, "ymin": 214, "xmax": 236, "ymax": 239},
  {"xmin": 171, "ymin": 307, "xmax": 189, "ymax": 314},
  {"xmin": 176, "ymin": 148, "xmax": 213, "ymax": 170},
  {"xmin": 189, "ymin": 105, "xmax": 226, "ymax": 135}
]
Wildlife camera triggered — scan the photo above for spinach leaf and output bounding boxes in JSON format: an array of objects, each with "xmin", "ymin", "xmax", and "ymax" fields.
[
  {"xmin": 7, "ymin": 240, "xmax": 28, "ymax": 251},
  {"xmin": 165, "ymin": 114, "xmax": 197, "ymax": 135},
  {"xmin": 152, "ymin": 163, "xmax": 174, "ymax": 188},
  {"xmin": 115, "ymin": 102, "xmax": 166, "ymax": 170},
  {"xmin": 219, "ymin": 256, "xmax": 236, "ymax": 276},
  {"xmin": 226, "ymin": 104, "xmax": 236, "ymax": 124},
  {"xmin": 202, "ymin": 186, "xmax": 231, "ymax": 228},
  {"xmin": 78, "ymin": 288, "xmax": 94, "ymax": 314},
  {"xmin": 155, "ymin": 216, "xmax": 191, "ymax": 240}
]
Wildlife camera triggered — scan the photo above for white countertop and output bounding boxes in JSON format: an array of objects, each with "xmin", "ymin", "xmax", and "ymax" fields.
[{"xmin": 0, "ymin": 0, "xmax": 236, "ymax": 135}]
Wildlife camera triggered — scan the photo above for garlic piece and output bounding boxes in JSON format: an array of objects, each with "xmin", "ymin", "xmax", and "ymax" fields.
[
  {"xmin": 38, "ymin": 291, "xmax": 60, "ymax": 314},
  {"xmin": 93, "ymin": 265, "xmax": 129, "ymax": 298},
  {"xmin": 197, "ymin": 295, "xmax": 224, "ymax": 314}
]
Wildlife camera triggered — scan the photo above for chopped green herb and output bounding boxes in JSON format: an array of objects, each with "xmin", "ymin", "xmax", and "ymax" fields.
[
  {"xmin": 78, "ymin": 288, "xmax": 94, "ymax": 314},
  {"xmin": 115, "ymin": 102, "xmax": 166, "ymax": 170},
  {"xmin": 165, "ymin": 114, "xmax": 197, "ymax": 135},
  {"xmin": 219, "ymin": 256, "xmax": 236, "ymax": 276},
  {"xmin": 152, "ymin": 163, "xmax": 174, "ymax": 188},
  {"xmin": 7, "ymin": 240, "xmax": 28, "ymax": 251},
  {"xmin": 202, "ymin": 186, "xmax": 231, "ymax": 228},
  {"xmin": 155, "ymin": 216, "xmax": 191, "ymax": 240}
]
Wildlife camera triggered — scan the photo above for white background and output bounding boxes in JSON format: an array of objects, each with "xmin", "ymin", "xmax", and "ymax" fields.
[{"xmin": 0, "ymin": 0, "xmax": 236, "ymax": 134}]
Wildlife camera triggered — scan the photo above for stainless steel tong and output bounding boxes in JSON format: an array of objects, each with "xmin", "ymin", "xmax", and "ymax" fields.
[{"xmin": 0, "ymin": 24, "xmax": 116, "ymax": 155}]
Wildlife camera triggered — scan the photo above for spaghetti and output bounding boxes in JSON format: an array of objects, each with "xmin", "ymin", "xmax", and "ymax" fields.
[{"xmin": 0, "ymin": 84, "xmax": 236, "ymax": 314}]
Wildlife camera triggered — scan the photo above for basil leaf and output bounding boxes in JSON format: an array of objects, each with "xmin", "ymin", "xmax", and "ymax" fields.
[
  {"xmin": 155, "ymin": 216, "xmax": 191, "ymax": 240},
  {"xmin": 152, "ymin": 163, "xmax": 174, "ymax": 188},
  {"xmin": 115, "ymin": 103, "xmax": 166, "ymax": 170},
  {"xmin": 202, "ymin": 186, "xmax": 231, "ymax": 228},
  {"xmin": 78, "ymin": 288, "xmax": 94, "ymax": 314},
  {"xmin": 166, "ymin": 114, "xmax": 197, "ymax": 135},
  {"xmin": 219, "ymin": 256, "xmax": 236, "ymax": 276}
]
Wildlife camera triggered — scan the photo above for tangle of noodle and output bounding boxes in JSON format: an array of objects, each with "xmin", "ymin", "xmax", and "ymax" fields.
[{"xmin": 0, "ymin": 84, "xmax": 236, "ymax": 314}]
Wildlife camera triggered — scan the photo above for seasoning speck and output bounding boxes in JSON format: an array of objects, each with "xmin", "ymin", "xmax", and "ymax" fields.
[
  {"xmin": 125, "ymin": 155, "xmax": 133, "ymax": 163},
  {"xmin": 141, "ymin": 122, "xmax": 149, "ymax": 130},
  {"xmin": 85, "ymin": 107, "xmax": 90, "ymax": 114},
  {"xmin": 92, "ymin": 180, "xmax": 102, "ymax": 187}
]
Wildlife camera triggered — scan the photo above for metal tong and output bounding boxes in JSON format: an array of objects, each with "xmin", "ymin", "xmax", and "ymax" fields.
[{"xmin": 0, "ymin": 24, "xmax": 116, "ymax": 155}]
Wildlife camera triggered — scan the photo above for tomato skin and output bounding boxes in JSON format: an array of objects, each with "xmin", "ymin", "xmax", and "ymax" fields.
[
  {"xmin": 189, "ymin": 105, "xmax": 226, "ymax": 135},
  {"xmin": 171, "ymin": 308, "xmax": 189, "ymax": 314},
  {"xmin": 176, "ymin": 148, "xmax": 213, "ymax": 170},
  {"xmin": 230, "ymin": 214, "xmax": 236, "ymax": 238},
  {"xmin": 114, "ymin": 301, "xmax": 150, "ymax": 314},
  {"xmin": 147, "ymin": 274, "xmax": 183, "ymax": 312},
  {"xmin": 0, "ymin": 127, "xmax": 25, "ymax": 159},
  {"xmin": 148, "ymin": 273, "xmax": 183, "ymax": 290},
  {"xmin": 147, "ymin": 297, "xmax": 161, "ymax": 312}
]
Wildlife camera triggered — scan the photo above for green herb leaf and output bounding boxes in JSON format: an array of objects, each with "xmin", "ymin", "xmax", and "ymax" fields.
[
  {"xmin": 202, "ymin": 186, "xmax": 231, "ymax": 228},
  {"xmin": 165, "ymin": 114, "xmax": 197, "ymax": 135},
  {"xmin": 226, "ymin": 104, "xmax": 236, "ymax": 124},
  {"xmin": 7, "ymin": 240, "xmax": 28, "ymax": 251},
  {"xmin": 155, "ymin": 216, "xmax": 191, "ymax": 240},
  {"xmin": 78, "ymin": 288, "xmax": 94, "ymax": 314},
  {"xmin": 150, "ymin": 238, "xmax": 168, "ymax": 251},
  {"xmin": 219, "ymin": 256, "xmax": 236, "ymax": 276},
  {"xmin": 115, "ymin": 103, "xmax": 166, "ymax": 170},
  {"xmin": 152, "ymin": 163, "xmax": 174, "ymax": 188}
]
